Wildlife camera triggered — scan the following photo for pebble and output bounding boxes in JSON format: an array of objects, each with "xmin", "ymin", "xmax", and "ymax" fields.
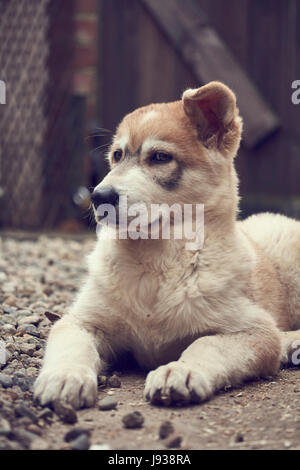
[
  {"xmin": 38, "ymin": 408, "xmax": 53, "ymax": 423},
  {"xmin": 0, "ymin": 373, "xmax": 13, "ymax": 388},
  {"xmin": 165, "ymin": 435, "xmax": 182, "ymax": 449},
  {"xmin": 0, "ymin": 418, "xmax": 11, "ymax": 436},
  {"xmin": 26, "ymin": 424, "xmax": 43, "ymax": 436},
  {"xmin": 2, "ymin": 324, "xmax": 17, "ymax": 334},
  {"xmin": 98, "ymin": 375, "xmax": 108, "ymax": 387},
  {"xmin": 2, "ymin": 306, "xmax": 17, "ymax": 315},
  {"xmin": 54, "ymin": 400, "xmax": 78, "ymax": 424},
  {"xmin": 44, "ymin": 311, "xmax": 61, "ymax": 323},
  {"xmin": 89, "ymin": 444, "xmax": 111, "ymax": 450},
  {"xmin": 18, "ymin": 315, "xmax": 40, "ymax": 326},
  {"xmin": 98, "ymin": 396, "xmax": 118, "ymax": 411},
  {"xmin": 3, "ymin": 295, "xmax": 17, "ymax": 306},
  {"xmin": 11, "ymin": 428, "xmax": 38, "ymax": 448},
  {"xmin": 64, "ymin": 428, "xmax": 91, "ymax": 442},
  {"xmin": 30, "ymin": 437, "xmax": 50, "ymax": 450},
  {"xmin": 17, "ymin": 324, "xmax": 40, "ymax": 338},
  {"xmin": 15, "ymin": 404, "xmax": 38, "ymax": 423},
  {"xmin": 108, "ymin": 374, "xmax": 121, "ymax": 388},
  {"xmin": 18, "ymin": 343, "xmax": 36, "ymax": 356},
  {"xmin": 159, "ymin": 421, "xmax": 174, "ymax": 439},
  {"xmin": 12, "ymin": 374, "xmax": 35, "ymax": 392},
  {"xmin": 0, "ymin": 437, "xmax": 22, "ymax": 450},
  {"xmin": 0, "ymin": 347, "xmax": 10, "ymax": 368},
  {"xmin": 122, "ymin": 411, "xmax": 144, "ymax": 429},
  {"xmin": 235, "ymin": 432, "xmax": 244, "ymax": 443},
  {"xmin": 70, "ymin": 434, "xmax": 90, "ymax": 450}
]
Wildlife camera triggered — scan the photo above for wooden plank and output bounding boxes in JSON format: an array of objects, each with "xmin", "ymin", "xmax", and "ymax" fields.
[
  {"xmin": 141, "ymin": 0, "xmax": 280, "ymax": 149},
  {"xmin": 136, "ymin": 1, "xmax": 198, "ymax": 107}
]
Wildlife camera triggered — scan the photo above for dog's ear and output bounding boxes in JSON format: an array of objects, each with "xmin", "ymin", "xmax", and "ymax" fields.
[{"xmin": 182, "ymin": 81, "xmax": 240, "ymax": 150}]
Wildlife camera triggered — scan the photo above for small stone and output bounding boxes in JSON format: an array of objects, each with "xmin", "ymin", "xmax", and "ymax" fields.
[
  {"xmin": 108, "ymin": 374, "xmax": 121, "ymax": 388},
  {"xmin": 0, "ymin": 272, "xmax": 7, "ymax": 282},
  {"xmin": 4, "ymin": 296, "xmax": 17, "ymax": 307},
  {"xmin": 54, "ymin": 400, "xmax": 77, "ymax": 424},
  {"xmin": 0, "ymin": 373, "xmax": 13, "ymax": 388},
  {"xmin": 0, "ymin": 437, "xmax": 23, "ymax": 450},
  {"xmin": 89, "ymin": 444, "xmax": 111, "ymax": 450},
  {"xmin": 2, "ymin": 306, "xmax": 17, "ymax": 315},
  {"xmin": 18, "ymin": 315, "xmax": 40, "ymax": 326},
  {"xmin": 12, "ymin": 374, "xmax": 35, "ymax": 392},
  {"xmin": 26, "ymin": 367, "xmax": 38, "ymax": 376},
  {"xmin": 2, "ymin": 324, "xmax": 16, "ymax": 334},
  {"xmin": 70, "ymin": 434, "xmax": 90, "ymax": 450},
  {"xmin": 159, "ymin": 421, "xmax": 174, "ymax": 439},
  {"xmin": 122, "ymin": 411, "xmax": 144, "ymax": 429},
  {"xmin": 235, "ymin": 432, "xmax": 244, "ymax": 443},
  {"xmin": 18, "ymin": 343, "xmax": 36, "ymax": 356},
  {"xmin": 11, "ymin": 428, "xmax": 38, "ymax": 448},
  {"xmin": 165, "ymin": 435, "xmax": 182, "ymax": 448},
  {"xmin": 18, "ymin": 324, "xmax": 40, "ymax": 338},
  {"xmin": 64, "ymin": 428, "xmax": 91, "ymax": 442},
  {"xmin": 15, "ymin": 404, "xmax": 38, "ymax": 423},
  {"xmin": 30, "ymin": 437, "xmax": 50, "ymax": 450},
  {"xmin": 26, "ymin": 424, "xmax": 42, "ymax": 436},
  {"xmin": 0, "ymin": 342, "xmax": 10, "ymax": 367},
  {"xmin": 98, "ymin": 375, "xmax": 107, "ymax": 387},
  {"xmin": 0, "ymin": 418, "xmax": 11, "ymax": 436},
  {"xmin": 98, "ymin": 396, "xmax": 118, "ymax": 411},
  {"xmin": 45, "ymin": 311, "xmax": 61, "ymax": 323},
  {"xmin": 38, "ymin": 408, "xmax": 53, "ymax": 422}
]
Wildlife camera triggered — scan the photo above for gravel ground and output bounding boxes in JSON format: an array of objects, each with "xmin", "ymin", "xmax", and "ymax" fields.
[{"xmin": 0, "ymin": 232, "xmax": 300, "ymax": 451}]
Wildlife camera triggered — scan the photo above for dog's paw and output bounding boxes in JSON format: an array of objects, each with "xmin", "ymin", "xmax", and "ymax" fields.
[
  {"xmin": 144, "ymin": 361, "xmax": 213, "ymax": 406},
  {"xmin": 34, "ymin": 366, "xmax": 97, "ymax": 409}
]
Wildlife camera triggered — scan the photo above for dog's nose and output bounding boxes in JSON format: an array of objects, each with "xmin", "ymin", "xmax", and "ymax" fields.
[{"xmin": 91, "ymin": 186, "xmax": 119, "ymax": 209}]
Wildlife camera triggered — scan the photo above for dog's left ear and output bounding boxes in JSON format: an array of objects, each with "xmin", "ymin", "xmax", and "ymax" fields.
[{"xmin": 182, "ymin": 81, "xmax": 241, "ymax": 151}]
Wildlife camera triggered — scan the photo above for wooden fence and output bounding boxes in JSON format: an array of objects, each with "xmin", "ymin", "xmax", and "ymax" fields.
[{"xmin": 99, "ymin": 0, "xmax": 300, "ymax": 218}]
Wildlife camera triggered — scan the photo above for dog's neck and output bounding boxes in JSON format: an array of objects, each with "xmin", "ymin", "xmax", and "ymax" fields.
[{"xmin": 107, "ymin": 210, "xmax": 238, "ymax": 273}]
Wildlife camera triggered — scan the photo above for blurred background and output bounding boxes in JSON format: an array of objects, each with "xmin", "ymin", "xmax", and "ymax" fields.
[{"xmin": 0, "ymin": 0, "xmax": 299, "ymax": 233}]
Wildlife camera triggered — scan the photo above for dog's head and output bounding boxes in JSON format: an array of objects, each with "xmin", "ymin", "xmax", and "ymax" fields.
[{"xmin": 92, "ymin": 81, "xmax": 242, "ymax": 228}]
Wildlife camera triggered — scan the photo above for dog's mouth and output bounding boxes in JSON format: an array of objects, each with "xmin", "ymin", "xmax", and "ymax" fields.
[{"xmin": 95, "ymin": 208, "xmax": 162, "ymax": 235}]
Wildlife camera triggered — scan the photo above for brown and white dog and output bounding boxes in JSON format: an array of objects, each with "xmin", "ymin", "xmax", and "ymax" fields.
[{"xmin": 34, "ymin": 81, "xmax": 300, "ymax": 409}]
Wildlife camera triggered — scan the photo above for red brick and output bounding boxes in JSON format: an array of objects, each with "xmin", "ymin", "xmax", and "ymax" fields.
[
  {"xmin": 74, "ymin": 47, "xmax": 98, "ymax": 68},
  {"xmin": 75, "ymin": 0, "xmax": 98, "ymax": 14}
]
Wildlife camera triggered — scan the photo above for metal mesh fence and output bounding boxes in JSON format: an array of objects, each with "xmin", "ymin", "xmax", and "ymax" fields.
[
  {"xmin": 0, "ymin": 0, "xmax": 90, "ymax": 230},
  {"xmin": 0, "ymin": 0, "xmax": 49, "ymax": 228}
]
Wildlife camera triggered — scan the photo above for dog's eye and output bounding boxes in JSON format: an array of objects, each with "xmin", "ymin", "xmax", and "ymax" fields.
[
  {"xmin": 113, "ymin": 150, "xmax": 122, "ymax": 162},
  {"xmin": 150, "ymin": 152, "xmax": 173, "ymax": 164}
]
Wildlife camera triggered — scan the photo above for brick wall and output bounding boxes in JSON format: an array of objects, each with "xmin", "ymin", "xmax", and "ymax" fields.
[{"xmin": 72, "ymin": 0, "xmax": 99, "ymax": 122}]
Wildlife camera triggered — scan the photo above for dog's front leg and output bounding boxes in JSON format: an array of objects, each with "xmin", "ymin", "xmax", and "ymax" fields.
[
  {"xmin": 34, "ymin": 314, "xmax": 102, "ymax": 409},
  {"xmin": 144, "ymin": 317, "xmax": 281, "ymax": 406}
]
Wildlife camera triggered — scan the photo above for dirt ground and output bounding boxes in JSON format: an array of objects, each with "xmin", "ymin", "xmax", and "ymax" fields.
[
  {"xmin": 1, "ymin": 232, "xmax": 300, "ymax": 451},
  {"xmin": 43, "ymin": 368, "xmax": 300, "ymax": 451}
]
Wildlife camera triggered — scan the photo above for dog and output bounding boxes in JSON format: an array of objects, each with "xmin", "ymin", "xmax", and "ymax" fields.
[{"xmin": 34, "ymin": 81, "xmax": 300, "ymax": 409}]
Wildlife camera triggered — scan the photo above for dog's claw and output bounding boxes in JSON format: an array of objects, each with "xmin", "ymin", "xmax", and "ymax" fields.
[{"xmin": 144, "ymin": 362, "xmax": 212, "ymax": 407}]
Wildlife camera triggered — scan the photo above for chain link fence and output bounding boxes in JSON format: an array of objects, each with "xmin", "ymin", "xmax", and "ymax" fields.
[{"xmin": 0, "ymin": 0, "xmax": 96, "ymax": 230}]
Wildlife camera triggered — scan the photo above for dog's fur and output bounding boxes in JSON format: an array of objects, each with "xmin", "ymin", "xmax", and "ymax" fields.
[{"xmin": 34, "ymin": 82, "xmax": 300, "ymax": 409}]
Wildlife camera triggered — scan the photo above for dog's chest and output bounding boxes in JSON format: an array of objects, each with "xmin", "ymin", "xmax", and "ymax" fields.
[{"xmin": 102, "ymin": 258, "xmax": 216, "ymax": 362}]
